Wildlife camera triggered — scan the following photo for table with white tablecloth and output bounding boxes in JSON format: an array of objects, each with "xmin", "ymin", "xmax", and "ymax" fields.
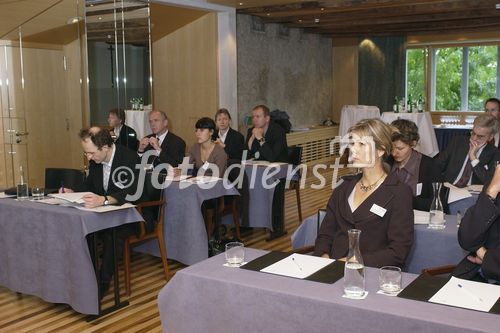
[
  {"xmin": 338, "ymin": 105, "xmax": 380, "ymax": 137},
  {"xmin": 380, "ymin": 112, "xmax": 439, "ymax": 157},
  {"xmin": 125, "ymin": 110, "xmax": 150, "ymax": 139}
]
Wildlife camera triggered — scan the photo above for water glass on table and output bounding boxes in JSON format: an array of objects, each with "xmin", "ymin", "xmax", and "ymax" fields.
[
  {"xmin": 225, "ymin": 242, "xmax": 244, "ymax": 267},
  {"xmin": 32, "ymin": 187, "xmax": 45, "ymax": 200},
  {"xmin": 378, "ymin": 266, "xmax": 402, "ymax": 295}
]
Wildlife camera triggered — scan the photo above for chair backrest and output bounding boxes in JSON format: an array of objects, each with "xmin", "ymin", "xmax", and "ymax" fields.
[
  {"xmin": 44, "ymin": 168, "xmax": 85, "ymax": 192},
  {"xmin": 317, "ymin": 209, "xmax": 326, "ymax": 232},
  {"xmin": 138, "ymin": 171, "xmax": 166, "ymax": 222},
  {"xmin": 287, "ymin": 145, "xmax": 303, "ymax": 166}
]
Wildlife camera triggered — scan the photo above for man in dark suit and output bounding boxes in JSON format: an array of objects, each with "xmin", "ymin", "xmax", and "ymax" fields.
[
  {"xmin": 213, "ymin": 108, "xmax": 245, "ymax": 161},
  {"xmin": 108, "ymin": 108, "xmax": 138, "ymax": 151},
  {"xmin": 138, "ymin": 110, "xmax": 186, "ymax": 167},
  {"xmin": 452, "ymin": 164, "xmax": 500, "ymax": 283},
  {"xmin": 484, "ymin": 98, "xmax": 500, "ymax": 147},
  {"xmin": 435, "ymin": 114, "xmax": 500, "ymax": 186},
  {"xmin": 245, "ymin": 104, "xmax": 288, "ymax": 162},
  {"xmin": 62, "ymin": 127, "xmax": 140, "ymax": 298}
]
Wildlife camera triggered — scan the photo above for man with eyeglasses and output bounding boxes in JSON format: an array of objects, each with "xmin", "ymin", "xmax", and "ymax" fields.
[
  {"xmin": 61, "ymin": 127, "xmax": 140, "ymax": 299},
  {"xmin": 435, "ymin": 114, "xmax": 500, "ymax": 187}
]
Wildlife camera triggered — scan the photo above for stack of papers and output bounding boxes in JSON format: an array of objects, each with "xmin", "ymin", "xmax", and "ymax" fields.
[
  {"xmin": 182, "ymin": 176, "xmax": 220, "ymax": 184},
  {"xmin": 0, "ymin": 192, "xmax": 16, "ymax": 199},
  {"xmin": 443, "ymin": 183, "xmax": 471, "ymax": 204},
  {"xmin": 260, "ymin": 253, "xmax": 334, "ymax": 279}
]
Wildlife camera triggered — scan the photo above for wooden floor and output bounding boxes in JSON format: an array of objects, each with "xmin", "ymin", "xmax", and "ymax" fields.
[{"xmin": 0, "ymin": 167, "xmax": 351, "ymax": 332}]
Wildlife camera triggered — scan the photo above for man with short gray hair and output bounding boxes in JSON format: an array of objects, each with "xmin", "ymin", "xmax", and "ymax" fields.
[{"xmin": 435, "ymin": 114, "xmax": 500, "ymax": 186}]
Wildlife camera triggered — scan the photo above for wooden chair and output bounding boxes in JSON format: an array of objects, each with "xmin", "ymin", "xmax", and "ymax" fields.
[
  {"xmin": 205, "ymin": 197, "xmax": 241, "ymax": 240},
  {"xmin": 287, "ymin": 146, "xmax": 303, "ymax": 222},
  {"xmin": 123, "ymin": 173, "xmax": 168, "ymax": 296},
  {"xmin": 421, "ymin": 265, "xmax": 456, "ymax": 276}
]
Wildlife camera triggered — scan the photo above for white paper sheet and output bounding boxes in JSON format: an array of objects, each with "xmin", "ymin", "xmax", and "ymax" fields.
[
  {"xmin": 182, "ymin": 176, "xmax": 220, "ymax": 184},
  {"xmin": 0, "ymin": 192, "xmax": 16, "ymax": 199},
  {"xmin": 74, "ymin": 202, "xmax": 135, "ymax": 213},
  {"xmin": 243, "ymin": 160, "xmax": 287, "ymax": 167},
  {"xmin": 465, "ymin": 184, "xmax": 483, "ymax": 194},
  {"xmin": 443, "ymin": 182, "xmax": 472, "ymax": 204},
  {"xmin": 260, "ymin": 253, "xmax": 334, "ymax": 279},
  {"xmin": 413, "ymin": 209, "xmax": 429, "ymax": 224},
  {"xmin": 48, "ymin": 192, "xmax": 93, "ymax": 204},
  {"xmin": 429, "ymin": 276, "xmax": 500, "ymax": 312}
]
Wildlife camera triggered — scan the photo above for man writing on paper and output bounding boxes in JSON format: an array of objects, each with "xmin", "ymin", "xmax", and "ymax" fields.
[
  {"xmin": 453, "ymin": 164, "xmax": 500, "ymax": 283},
  {"xmin": 138, "ymin": 110, "xmax": 186, "ymax": 167},
  {"xmin": 61, "ymin": 127, "xmax": 140, "ymax": 298}
]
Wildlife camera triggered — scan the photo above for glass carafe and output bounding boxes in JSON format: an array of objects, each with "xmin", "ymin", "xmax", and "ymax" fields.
[
  {"xmin": 16, "ymin": 165, "xmax": 29, "ymax": 200},
  {"xmin": 344, "ymin": 229, "xmax": 365, "ymax": 298},
  {"xmin": 428, "ymin": 182, "xmax": 445, "ymax": 229}
]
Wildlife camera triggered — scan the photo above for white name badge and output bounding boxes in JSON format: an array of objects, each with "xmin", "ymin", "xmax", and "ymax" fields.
[
  {"xmin": 370, "ymin": 204, "xmax": 387, "ymax": 217},
  {"xmin": 201, "ymin": 161, "xmax": 210, "ymax": 170},
  {"xmin": 416, "ymin": 183, "xmax": 422, "ymax": 196}
]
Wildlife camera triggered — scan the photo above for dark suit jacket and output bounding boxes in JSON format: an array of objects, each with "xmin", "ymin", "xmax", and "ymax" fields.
[
  {"xmin": 212, "ymin": 128, "xmax": 245, "ymax": 160},
  {"xmin": 245, "ymin": 122, "xmax": 288, "ymax": 162},
  {"xmin": 115, "ymin": 124, "xmax": 138, "ymax": 151},
  {"xmin": 452, "ymin": 192, "xmax": 500, "ymax": 281},
  {"xmin": 313, "ymin": 172, "xmax": 414, "ymax": 268},
  {"xmin": 434, "ymin": 136, "xmax": 500, "ymax": 185},
  {"xmin": 142, "ymin": 131, "xmax": 186, "ymax": 167},
  {"xmin": 83, "ymin": 144, "xmax": 140, "ymax": 205},
  {"xmin": 390, "ymin": 153, "xmax": 442, "ymax": 211}
]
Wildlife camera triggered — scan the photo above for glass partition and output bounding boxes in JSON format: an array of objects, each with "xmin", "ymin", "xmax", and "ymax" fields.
[{"xmin": 85, "ymin": 0, "xmax": 151, "ymax": 125}]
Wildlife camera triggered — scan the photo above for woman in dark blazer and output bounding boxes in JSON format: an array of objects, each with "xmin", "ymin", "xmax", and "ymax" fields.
[
  {"xmin": 314, "ymin": 119, "xmax": 414, "ymax": 268},
  {"xmin": 390, "ymin": 119, "xmax": 442, "ymax": 211},
  {"xmin": 212, "ymin": 108, "xmax": 245, "ymax": 161}
]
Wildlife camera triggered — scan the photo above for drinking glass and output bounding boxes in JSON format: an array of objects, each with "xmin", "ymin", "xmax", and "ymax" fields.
[
  {"xmin": 379, "ymin": 266, "xmax": 402, "ymax": 295},
  {"xmin": 32, "ymin": 187, "xmax": 45, "ymax": 200},
  {"xmin": 225, "ymin": 242, "xmax": 244, "ymax": 267}
]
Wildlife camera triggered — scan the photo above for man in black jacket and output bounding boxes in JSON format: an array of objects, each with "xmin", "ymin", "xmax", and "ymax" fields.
[
  {"xmin": 138, "ymin": 110, "xmax": 186, "ymax": 167},
  {"xmin": 246, "ymin": 105, "xmax": 288, "ymax": 162},
  {"xmin": 63, "ymin": 127, "xmax": 140, "ymax": 298},
  {"xmin": 108, "ymin": 108, "xmax": 138, "ymax": 151},
  {"xmin": 453, "ymin": 164, "xmax": 500, "ymax": 283},
  {"xmin": 435, "ymin": 114, "xmax": 500, "ymax": 186}
]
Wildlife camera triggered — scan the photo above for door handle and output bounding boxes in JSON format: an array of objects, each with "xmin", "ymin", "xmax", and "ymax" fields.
[{"xmin": 15, "ymin": 131, "xmax": 29, "ymax": 136}]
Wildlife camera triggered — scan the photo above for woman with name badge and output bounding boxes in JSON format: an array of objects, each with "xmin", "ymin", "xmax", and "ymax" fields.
[{"xmin": 314, "ymin": 119, "xmax": 414, "ymax": 268}]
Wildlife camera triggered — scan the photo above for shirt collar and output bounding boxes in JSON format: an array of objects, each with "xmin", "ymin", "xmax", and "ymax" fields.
[
  {"xmin": 392, "ymin": 149, "xmax": 420, "ymax": 177},
  {"xmin": 114, "ymin": 125, "xmax": 122, "ymax": 136},
  {"xmin": 157, "ymin": 130, "xmax": 168, "ymax": 145}
]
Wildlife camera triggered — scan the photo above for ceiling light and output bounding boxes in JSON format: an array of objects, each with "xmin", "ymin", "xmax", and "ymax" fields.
[
  {"xmin": 266, "ymin": 13, "xmax": 270, "ymax": 16},
  {"xmin": 66, "ymin": 16, "xmax": 82, "ymax": 24},
  {"xmin": 239, "ymin": 2, "xmax": 243, "ymax": 5},
  {"xmin": 98, "ymin": 16, "xmax": 102, "ymax": 20},
  {"xmin": 321, "ymin": 8, "xmax": 325, "ymax": 11},
  {"xmin": 298, "ymin": 19, "xmax": 302, "ymax": 23}
]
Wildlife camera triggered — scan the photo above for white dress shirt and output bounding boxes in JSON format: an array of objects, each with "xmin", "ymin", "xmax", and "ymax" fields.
[{"xmin": 102, "ymin": 144, "xmax": 116, "ymax": 192}]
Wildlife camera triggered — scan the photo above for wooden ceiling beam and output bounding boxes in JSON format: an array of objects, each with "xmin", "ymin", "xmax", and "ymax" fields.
[
  {"xmin": 257, "ymin": 1, "xmax": 494, "ymax": 23},
  {"xmin": 285, "ymin": 10, "xmax": 500, "ymax": 29},
  {"xmin": 305, "ymin": 17, "xmax": 500, "ymax": 34}
]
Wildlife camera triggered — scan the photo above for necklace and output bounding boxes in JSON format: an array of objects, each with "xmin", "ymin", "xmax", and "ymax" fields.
[{"xmin": 359, "ymin": 173, "xmax": 385, "ymax": 192}]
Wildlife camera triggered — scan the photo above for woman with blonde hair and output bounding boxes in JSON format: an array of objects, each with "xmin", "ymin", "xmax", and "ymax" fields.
[{"xmin": 314, "ymin": 118, "xmax": 414, "ymax": 268}]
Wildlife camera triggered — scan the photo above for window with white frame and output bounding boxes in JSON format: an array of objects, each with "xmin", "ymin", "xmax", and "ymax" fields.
[{"xmin": 406, "ymin": 44, "xmax": 500, "ymax": 111}]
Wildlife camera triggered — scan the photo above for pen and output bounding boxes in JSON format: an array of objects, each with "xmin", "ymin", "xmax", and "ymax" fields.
[
  {"xmin": 457, "ymin": 284, "xmax": 483, "ymax": 302},
  {"xmin": 61, "ymin": 182, "xmax": 65, "ymax": 193},
  {"xmin": 291, "ymin": 257, "xmax": 302, "ymax": 271}
]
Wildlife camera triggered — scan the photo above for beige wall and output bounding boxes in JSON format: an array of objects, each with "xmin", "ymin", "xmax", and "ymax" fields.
[
  {"xmin": 0, "ymin": 40, "xmax": 84, "ymax": 188},
  {"xmin": 332, "ymin": 38, "xmax": 359, "ymax": 122},
  {"xmin": 152, "ymin": 13, "xmax": 218, "ymax": 149}
]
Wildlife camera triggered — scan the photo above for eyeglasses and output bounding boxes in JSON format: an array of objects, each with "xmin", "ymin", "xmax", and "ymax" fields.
[{"xmin": 470, "ymin": 130, "xmax": 488, "ymax": 140}]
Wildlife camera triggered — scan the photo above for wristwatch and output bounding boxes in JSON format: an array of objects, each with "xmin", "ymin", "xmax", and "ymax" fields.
[
  {"xmin": 103, "ymin": 196, "xmax": 109, "ymax": 206},
  {"xmin": 258, "ymin": 137, "xmax": 266, "ymax": 144}
]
